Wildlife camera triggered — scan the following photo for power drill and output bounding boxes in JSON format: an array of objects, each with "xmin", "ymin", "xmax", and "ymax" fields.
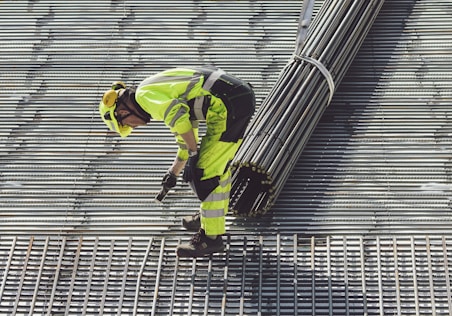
[{"xmin": 155, "ymin": 171, "xmax": 177, "ymax": 203}]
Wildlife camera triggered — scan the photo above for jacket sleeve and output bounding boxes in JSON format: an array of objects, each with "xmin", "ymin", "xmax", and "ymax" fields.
[
  {"xmin": 175, "ymin": 124, "xmax": 199, "ymax": 161},
  {"xmin": 163, "ymin": 99, "xmax": 201, "ymax": 161},
  {"xmin": 163, "ymin": 98, "xmax": 192, "ymax": 136},
  {"xmin": 134, "ymin": 68, "xmax": 204, "ymax": 159}
]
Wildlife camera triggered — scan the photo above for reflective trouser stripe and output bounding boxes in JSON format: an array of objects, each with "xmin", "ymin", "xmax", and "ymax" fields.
[
  {"xmin": 201, "ymin": 208, "xmax": 224, "ymax": 219},
  {"xmin": 200, "ymin": 172, "xmax": 231, "ymax": 236}
]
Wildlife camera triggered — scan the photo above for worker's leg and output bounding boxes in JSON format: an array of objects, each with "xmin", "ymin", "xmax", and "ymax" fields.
[
  {"xmin": 197, "ymin": 138, "xmax": 241, "ymax": 236},
  {"xmin": 177, "ymin": 80, "xmax": 255, "ymax": 257},
  {"xmin": 198, "ymin": 170, "xmax": 230, "ymax": 235},
  {"xmin": 181, "ymin": 138, "xmax": 240, "ymax": 232},
  {"xmin": 176, "ymin": 139, "xmax": 238, "ymax": 257}
]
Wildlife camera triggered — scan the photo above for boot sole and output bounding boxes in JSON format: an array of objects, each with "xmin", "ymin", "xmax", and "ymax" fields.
[{"xmin": 176, "ymin": 244, "xmax": 225, "ymax": 257}]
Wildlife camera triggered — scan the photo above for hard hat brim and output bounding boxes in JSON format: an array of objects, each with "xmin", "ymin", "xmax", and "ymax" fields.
[{"xmin": 99, "ymin": 101, "xmax": 133, "ymax": 138}]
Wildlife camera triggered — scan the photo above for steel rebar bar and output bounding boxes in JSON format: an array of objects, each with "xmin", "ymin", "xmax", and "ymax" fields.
[{"xmin": 230, "ymin": 0, "xmax": 385, "ymax": 217}]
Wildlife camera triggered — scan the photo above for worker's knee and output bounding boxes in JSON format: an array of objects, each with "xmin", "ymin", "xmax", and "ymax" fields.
[{"xmin": 189, "ymin": 174, "xmax": 220, "ymax": 201}]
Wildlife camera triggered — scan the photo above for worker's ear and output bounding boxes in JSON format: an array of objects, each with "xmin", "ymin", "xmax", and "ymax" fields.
[{"xmin": 116, "ymin": 109, "xmax": 130, "ymax": 116}]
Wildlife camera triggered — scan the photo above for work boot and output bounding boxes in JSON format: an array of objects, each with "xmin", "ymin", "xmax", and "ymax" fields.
[
  {"xmin": 182, "ymin": 213, "xmax": 201, "ymax": 232},
  {"xmin": 176, "ymin": 229, "xmax": 224, "ymax": 257}
]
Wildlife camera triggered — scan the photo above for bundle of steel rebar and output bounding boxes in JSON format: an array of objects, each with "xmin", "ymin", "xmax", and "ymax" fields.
[{"xmin": 230, "ymin": 0, "xmax": 385, "ymax": 217}]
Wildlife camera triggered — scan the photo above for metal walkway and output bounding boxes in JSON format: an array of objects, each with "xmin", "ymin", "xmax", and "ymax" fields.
[{"xmin": 1, "ymin": 0, "xmax": 452, "ymax": 315}]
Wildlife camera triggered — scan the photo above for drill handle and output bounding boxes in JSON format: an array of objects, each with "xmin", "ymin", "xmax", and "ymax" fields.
[
  {"xmin": 155, "ymin": 171, "xmax": 177, "ymax": 203},
  {"xmin": 155, "ymin": 185, "xmax": 170, "ymax": 203}
]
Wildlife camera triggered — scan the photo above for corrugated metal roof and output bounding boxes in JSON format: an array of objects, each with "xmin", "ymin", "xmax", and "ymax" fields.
[{"xmin": 1, "ymin": 0, "xmax": 452, "ymax": 314}]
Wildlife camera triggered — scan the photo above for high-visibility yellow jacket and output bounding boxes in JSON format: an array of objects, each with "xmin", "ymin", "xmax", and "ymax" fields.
[
  {"xmin": 135, "ymin": 67, "xmax": 254, "ymax": 188},
  {"xmin": 135, "ymin": 68, "xmax": 213, "ymax": 161}
]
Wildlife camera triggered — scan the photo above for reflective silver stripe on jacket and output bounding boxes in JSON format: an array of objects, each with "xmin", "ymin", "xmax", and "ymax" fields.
[
  {"xmin": 192, "ymin": 96, "xmax": 205, "ymax": 120},
  {"xmin": 165, "ymin": 99, "xmax": 187, "ymax": 128},
  {"xmin": 189, "ymin": 69, "xmax": 225, "ymax": 120},
  {"xmin": 139, "ymin": 74, "xmax": 199, "ymax": 87},
  {"xmin": 203, "ymin": 69, "xmax": 225, "ymax": 91},
  {"xmin": 142, "ymin": 72, "xmax": 201, "ymax": 125}
]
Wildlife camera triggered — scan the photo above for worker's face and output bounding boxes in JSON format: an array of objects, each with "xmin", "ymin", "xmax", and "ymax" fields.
[{"xmin": 115, "ymin": 90, "xmax": 148, "ymax": 128}]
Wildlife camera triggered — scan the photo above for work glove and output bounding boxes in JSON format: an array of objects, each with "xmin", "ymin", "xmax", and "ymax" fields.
[
  {"xmin": 161, "ymin": 171, "xmax": 177, "ymax": 189},
  {"xmin": 182, "ymin": 151, "xmax": 199, "ymax": 183},
  {"xmin": 155, "ymin": 171, "xmax": 177, "ymax": 202}
]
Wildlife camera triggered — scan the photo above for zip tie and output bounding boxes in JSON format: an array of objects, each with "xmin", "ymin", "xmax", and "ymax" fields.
[{"xmin": 294, "ymin": 54, "xmax": 336, "ymax": 105}]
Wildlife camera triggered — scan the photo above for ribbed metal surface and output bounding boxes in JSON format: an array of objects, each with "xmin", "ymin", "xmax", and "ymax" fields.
[
  {"xmin": 2, "ymin": 0, "xmax": 451, "ymax": 236},
  {"xmin": 0, "ymin": 0, "xmax": 305, "ymax": 235},
  {"xmin": 272, "ymin": 0, "xmax": 452, "ymax": 235},
  {"xmin": 1, "ymin": 235, "xmax": 452, "ymax": 315}
]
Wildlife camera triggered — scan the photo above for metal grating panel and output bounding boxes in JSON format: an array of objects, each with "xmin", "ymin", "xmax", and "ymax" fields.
[{"xmin": 1, "ymin": 235, "xmax": 451, "ymax": 315}]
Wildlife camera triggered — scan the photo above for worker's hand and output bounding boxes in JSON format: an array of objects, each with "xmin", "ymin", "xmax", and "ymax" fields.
[
  {"xmin": 182, "ymin": 152, "xmax": 199, "ymax": 183},
  {"xmin": 161, "ymin": 171, "xmax": 177, "ymax": 189},
  {"xmin": 155, "ymin": 171, "xmax": 177, "ymax": 203}
]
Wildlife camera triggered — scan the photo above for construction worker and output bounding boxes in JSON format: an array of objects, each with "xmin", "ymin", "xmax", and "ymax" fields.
[{"xmin": 99, "ymin": 66, "xmax": 255, "ymax": 257}]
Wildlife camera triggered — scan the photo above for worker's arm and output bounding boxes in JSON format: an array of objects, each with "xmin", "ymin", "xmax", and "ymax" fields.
[
  {"xmin": 156, "ymin": 128, "xmax": 198, "ymax": 202},
  {"xmin": 170, "ymin": 129, "xmax": 198, "ymax": 176}
]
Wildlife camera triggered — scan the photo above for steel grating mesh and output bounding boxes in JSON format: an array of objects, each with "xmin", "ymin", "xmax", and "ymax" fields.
[{"xmin": 1, "ymin": 235, "xmax": 452, "ymax": 315}]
